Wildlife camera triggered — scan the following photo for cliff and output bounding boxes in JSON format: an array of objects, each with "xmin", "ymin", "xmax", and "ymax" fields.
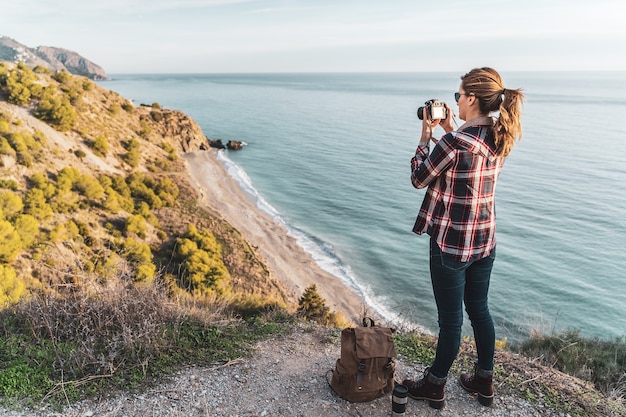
[
  {"xmin": 0, "ymin": 60, "xmax": 289, "ymax": 307},
  {"xmin": 0, "ymin": 35, "xmax": 107, "ymax": 80}
]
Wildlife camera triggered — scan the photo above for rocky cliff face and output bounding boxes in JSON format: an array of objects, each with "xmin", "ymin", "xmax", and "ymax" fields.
[
  {"xmin": 140, "ymin": 107, "xmax": 210, "ymax": 152},
  {"xmin": 0, "ymin": 36, "xmax": 107, "ymax": 80},
  {"xmin": 34, "ymin": 45, "xmax": 107, "ymax": 80}
]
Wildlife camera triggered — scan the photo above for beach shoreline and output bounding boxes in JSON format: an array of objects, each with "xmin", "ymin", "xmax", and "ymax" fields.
[{"xmin": 184, "ymin": 149, "xmax": 377, "ymax": 325}]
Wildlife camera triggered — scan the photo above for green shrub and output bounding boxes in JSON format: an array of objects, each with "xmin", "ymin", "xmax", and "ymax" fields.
[
  {"xmin": 33, "ymin": 65, "xmax": 52, "ymax": 75},
  {"xmin": 137, "ymin": 120, "xmax": 151, "ymax": 138},
  {"xmin": 135, "ymin": 201, "xmax": 159, "ymax": 226},
  {"xmin": 34, "ymin": 96, "xmax": 77, "ymax": 131},
  {"xmin": 6, "ymin": 76, "xmax": 31, "ymax": 105},
  {"xmin": 160, "ymin": 142, "xmax": 178, "ymax": 161},
  {"xmin": 0, "ymin": 137, "xmax": 16, "ymax": 158},
  {"xmin": 108, "ymin": 103, "xmax": 120, "ymax": 115},
  {"xmin": 48, "ymin": 220, "xmax": 80, "ymax": 244},
  {"xmin": 73, "ymin": 220, "xmax": 94, "ymax": 246},
  {"xmin": 174, "ymin": 224, "xmax": 230, "ymax": 296},
  {"xmin": 90, "ymin": 135, "xmax": 109, "ymax": 157},
  {"xmin": 122, "ymin": 140, "xmax": 141, "ymax": 167},
  {"xmin": 57, "ymin": 168, "xmax": 99, "ymax": 196},
  {"xmin": 93, "ymin": 252, "xmax": 120, "ymax": 279},
  {"xmin": 32, "ymin": 130, "xmax": 47, "ymax": 146},
  {"xmin": 28, "ymin": 83, "xmax": 44, "ymax": 100},
  {"xmin": 125, "ymin": 149, "xmax": 140, "ymax": 167},
  {"xmin": 125, "ymin": 214, "xmax": 147, "ymax": 238},
  {"xmin": 156, "ymin": 230, "xmax": 167, "ymax": 241},
  {"xmin": 0, "ymin": 179, "xmax": 19, "ymax": 191},
  {"xmin": 50, "ymin": 190, "xmax": 80, "ymax": 214},
  {"xmin": 102, "ymin": 176, "xmax": 134, "ymax": 212},
  {"xmin": 102, "ymin": 188, "xmax": 122, "ymax": 213},
  {"xmin": 52, "ymin": 70, "xmax": 72, "ymax": 84},
  {"xmin": 135, "ymin": 263, "xmax": 157, "ymax": 283},
  {"xmin": 13, "ymin": 214, "xmax": 39, "ymax": 248},
  {"xmin": 0, "ymin": 220, "xmax": 22, "ymax": 263},
  {"xmin": 156, "ymin": 177, "xmax": 179, "ymax": 206},
  {"xmin": 121, "ymin": 102, "xmax": 134, "ymax": 113},
  {"xmin": 56, "ymin": 167, "xmax": 81, "ymax": 192},
  {"xmin": 3, "ymin": 66, "xmax": 38, "ymax": 106},
  {"xmin": 6, "ymin": 133, "xmax": 34, "ymax": 167},
  {"xmin": 0, "ymin": 191, "xmax": 24, "ymax": 220},
  {"xmin": 29, "ymin": 173, "xmax": 56, "ymax": 198},
  {"xmin": 109, "ymin": 175, "xmax": 132, "ymax": 199},
  {"xmin": 73, "ymin": 173, "xmax": 105, "ymax": 200},
  {"xmin": 121, "ymin": 238, "xmax": 156, "ymax": 283},
  {"xmin": 126, "ymin": 138, "xmax": 140, "ymax": 152},
  {"xmin": 0, "ymin": 264, "xmax": 26, "ymax": 307},
  {"xmin": 0, "ymin": 119, "xmax": 11, "ymax": 135},
  {"xmin": 23, "ymin": 188, "xmax": 52, "ymax": 220},
  {"xmin": 127, "ymin": 173, "xmax": 162, "ymax": 209}
]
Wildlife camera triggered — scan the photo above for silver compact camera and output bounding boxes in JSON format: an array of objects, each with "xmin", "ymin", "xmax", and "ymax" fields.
[{"xmin": 417, "ymin": 99, "xmax": 447, "ymax": 120}]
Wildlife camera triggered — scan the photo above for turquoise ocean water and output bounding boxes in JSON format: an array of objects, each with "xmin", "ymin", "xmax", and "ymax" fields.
[{"xmin": 100, "ymin": 72, "xmax": 626, "ymax": 343}]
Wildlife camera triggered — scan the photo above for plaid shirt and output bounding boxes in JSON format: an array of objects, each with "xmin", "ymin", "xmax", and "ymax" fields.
[{"xmin": 411, "ymin": 117, "xmax": 503, "ymax": 262}]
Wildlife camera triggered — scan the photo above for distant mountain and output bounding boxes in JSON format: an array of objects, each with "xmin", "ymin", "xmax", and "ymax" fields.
[{"xmin": 0, "ymin": 35, "xmax": 107, "ymax": 80}]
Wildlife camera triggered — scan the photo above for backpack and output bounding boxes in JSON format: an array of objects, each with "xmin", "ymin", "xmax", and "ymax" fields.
[{"xmin": 329, "ymin": 318, "xmax": 397, "ymax": 402}]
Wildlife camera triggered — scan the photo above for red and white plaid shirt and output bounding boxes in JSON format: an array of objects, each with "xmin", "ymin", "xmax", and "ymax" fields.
[{"xmin": 411, "ymin": 117, "xmax": 504, "ymax": 262}]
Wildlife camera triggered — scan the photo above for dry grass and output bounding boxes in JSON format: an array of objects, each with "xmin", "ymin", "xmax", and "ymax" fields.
[{"xmin": 0, "ymin": 270, "xmax": 291, "ymax": 407}]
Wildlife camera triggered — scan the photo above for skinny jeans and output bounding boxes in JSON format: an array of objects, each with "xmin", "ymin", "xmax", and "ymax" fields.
[{"xmin": 428, "ymin": 238, "xmax": 496, "ymax": 379}]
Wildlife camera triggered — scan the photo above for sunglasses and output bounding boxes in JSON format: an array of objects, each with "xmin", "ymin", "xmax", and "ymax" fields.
[{"xmin": 454, "ymin": 92, "xmax": 471, "ymax": 103}]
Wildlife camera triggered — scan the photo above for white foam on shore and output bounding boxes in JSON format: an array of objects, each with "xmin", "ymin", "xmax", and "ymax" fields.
[{"xmin": 215, "ymin": 150, "xmax": 410, "ymax": 328}]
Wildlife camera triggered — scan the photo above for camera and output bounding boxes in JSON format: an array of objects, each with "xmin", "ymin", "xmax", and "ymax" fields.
[{"xmin": 417, "ymin": 99, "xmax": 447, "ymax": 120}]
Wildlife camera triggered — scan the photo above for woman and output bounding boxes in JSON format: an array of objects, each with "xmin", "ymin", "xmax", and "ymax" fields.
[{"xmin": 403, "ymin": 67, "xmax": 524, "ymax": 409}]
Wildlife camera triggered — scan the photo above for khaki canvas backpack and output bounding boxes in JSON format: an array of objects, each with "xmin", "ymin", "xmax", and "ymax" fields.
[{"xmin": 329, "ymin": 318, "xmax": 397, "ymax": 403}]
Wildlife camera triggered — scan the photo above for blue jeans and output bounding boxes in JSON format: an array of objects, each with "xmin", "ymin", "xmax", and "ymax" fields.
[{"xmin": 428, "ymin": 238, "xmax": 496, "ymax": 379}]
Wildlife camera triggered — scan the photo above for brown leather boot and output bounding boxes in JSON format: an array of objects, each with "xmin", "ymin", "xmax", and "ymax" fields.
[
  {"xmin": 459, "ymin": 366, "xmax": 494, "ymax": 406},
  {"xmin": 401, "ymin": 368, "xmax": 446, "ymax": 409}
]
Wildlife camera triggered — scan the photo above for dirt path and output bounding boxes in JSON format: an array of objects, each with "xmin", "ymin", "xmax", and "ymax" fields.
[{"xmin": 1, "ymin": 324, "xmax": 566, "ymax": 417}]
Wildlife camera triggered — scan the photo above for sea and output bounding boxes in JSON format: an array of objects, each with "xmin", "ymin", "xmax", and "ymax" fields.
[{"xmin": 99, "ymin": 72, "xmax": 626, "ymax": 344}]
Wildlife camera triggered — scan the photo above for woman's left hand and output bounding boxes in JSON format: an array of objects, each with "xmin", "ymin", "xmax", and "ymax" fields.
[
  {"xmin": 439, "ymin": 103, "xmax": 454, "ymax": 133},
  {"xmin": 420, "ymin": 108, "xmax": 440, "ymax": 142}
]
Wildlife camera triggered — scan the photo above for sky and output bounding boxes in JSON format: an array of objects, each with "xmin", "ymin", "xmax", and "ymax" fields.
[{"xmin": 1, "ymin": 0, "xmax": 626, "ymax": 74}]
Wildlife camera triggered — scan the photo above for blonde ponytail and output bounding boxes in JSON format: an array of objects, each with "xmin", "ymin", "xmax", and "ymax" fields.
[
  {"xmin": 493, "ymin": 88, "xmax": 524, "ymax": 157},
  {"xmin": 461, "ymin": 67, "xmax": 525, "ymax": 157}
]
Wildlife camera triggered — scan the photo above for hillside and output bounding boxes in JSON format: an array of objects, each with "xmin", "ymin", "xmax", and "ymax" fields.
[{"xmin": 0, "ymin": 60, "xmax": 289, "ymax": 310}]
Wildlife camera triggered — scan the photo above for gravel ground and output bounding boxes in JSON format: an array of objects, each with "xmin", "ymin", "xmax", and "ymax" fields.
[{"xmin": 0, "ymin": 324, "xmax": 575, "ymax": 417}]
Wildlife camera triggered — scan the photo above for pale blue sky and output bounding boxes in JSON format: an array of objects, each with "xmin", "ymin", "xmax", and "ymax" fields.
[{"xmin": 2, "ymin": 0, "xmax": 625, "ymax": 74}]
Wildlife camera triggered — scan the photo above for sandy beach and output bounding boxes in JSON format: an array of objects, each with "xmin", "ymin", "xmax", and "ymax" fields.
[{"xmin": 184, "ymin": 150, "xmax": 373, "ymax": 325}]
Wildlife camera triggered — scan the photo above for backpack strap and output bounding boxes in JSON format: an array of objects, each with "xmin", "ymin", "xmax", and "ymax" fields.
[{"xmin": 357, "ymin": 360, "xmax": 366, "ymax": 388}]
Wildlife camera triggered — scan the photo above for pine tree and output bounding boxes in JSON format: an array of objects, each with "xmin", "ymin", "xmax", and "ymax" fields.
[{"xmin": 298, "ymin": 284, "xmax": 330, "ymax": 324}]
